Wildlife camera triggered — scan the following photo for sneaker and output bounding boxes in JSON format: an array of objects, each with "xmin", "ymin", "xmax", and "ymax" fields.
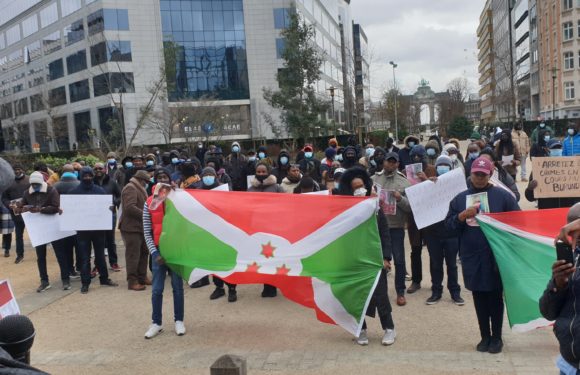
[
  {"xmin": 144, "ymin": 323, "xmax": 163, "ymax": 339},
  {"xmin": 209, "ymin": 287, "xmax": 225, "ymax": 300},
  {"xmin": 80, "ymin": 285, "xmax": 89, "ymax": 294},
  {"xmin": 228, "ymin": 289, "xmax": 237, "ymax": 303},
  {"xmin": 426, "ymin": 295, "xmax": 441, "ymax": 305},
  {"xmin": 63, "ymin": 282, "xmax": 71, "ymax": 291},
  {"xmin": 382, "ymin": 329, "xmax": 397, "ymax": 346},
  {"xmin": 356, "ymin": 329, "xmax": 369, "ymax": 346},
  {"xmin": 407, "ymin": 283, "xmax": 421, "ymax": 294},
  {"xmin": 488, "ymin": 338, "xmax": 503, "ymax": 354},
  {"xmin": 405, "ymin": 273, "xmax": 412, "ymax": 281},
  {"xmin": 3, "ymin": 250, "xmax": 9, "ymax": 257},
  {"xmin": 189, "ymin": 277, "xmax": 209, "ymax": 288},
  {"xmin": 452, "ymin": 295, "xmax": 465, "ymax": 306},
  {"xmin": 14, "ymin": 256, "xmax": 23, "ymax": 264},
  {"xmin": 175, "ymin": 321, "xmax": 186, "ymax": 336},
  {"xmin": 36, "ymin": 281, "xmax": 50, "ymax": 293},
  {"xmin": 476, "ymin": 337, "xmax": 491, "ymax": 352},
  {"xmin": 110, "ymin": 264, "xmax": 121, "ymax": 272},
  {"xmin": 100, "ymin": 279, "xmax": 118, "ymax": 287},
  {"xmin": 69, "ymin": 271, "xmax": 80, "ymax": 280}
]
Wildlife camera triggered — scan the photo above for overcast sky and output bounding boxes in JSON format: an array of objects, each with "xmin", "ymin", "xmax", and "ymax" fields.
[{"xmin": 350, "ymin": 0, "xmax": 485, "ymax": 101}]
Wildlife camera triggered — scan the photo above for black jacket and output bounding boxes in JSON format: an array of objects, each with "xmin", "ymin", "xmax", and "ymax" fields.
[
  {"xmin": 539, "ymin": 253, "xmax": 580, "ymax": 367},
  {"xmin": 94, "ymin": 174, "xmax": 121, "ymax": 207},
  {"xmin": 2, "ymin": 176, "xmax": 29, "ymax": 209}
]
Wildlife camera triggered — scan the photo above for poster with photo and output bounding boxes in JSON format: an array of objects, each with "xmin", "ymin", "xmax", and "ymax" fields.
[
  {"xmin": 465, "ymin": 192, "xmax": 489, "ymax": 227},
  {"xmin": 379, "ymin": 189, "xmax": 397, "ymax": 215},
  {"xmin": 405, "ymin": 163, "xmax": 423, "ymax": 185}
]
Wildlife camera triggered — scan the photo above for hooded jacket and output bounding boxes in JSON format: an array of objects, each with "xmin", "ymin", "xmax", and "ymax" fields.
[
  {"xmin": 371, "ymin": 169, "xmax": 411, "ymax": 228},
  {"xmin": 272, "ymin": 149, "xmax": 291, "ymax": 183},
  {"xmin": 531, "ymin": 124, "xmax": 554, "ymax": 144},
  {"xmin": 94, "ymin": 173, "xmax": 121, "ymax": 207},
  {"xmin": 424, "ymin": 140, "xmax": 441, "ymax": 166},
  {"xmin": 69, "ymin": 168, "xmax": 106, "ymax": 195},
  {"xmin": 225, "ymin": 142, "xmax": 248, "ymax": 191},
  {"xmin": 398, "ymin": 135, "xmax": 420, "ymax": 171},
  {"xmin": 247, "ymin": 174, "xmax": 284, "ymax": 193},
  {"xmin": 340, "ymin": 146, "xmax": 361, "ymax": 169},
  {"xmin": 53, "ymin": 174, "xmax": 80, "ymax": 195},
  {"xmin": 530, "ymin": 129, "xmax": 551, "ymax": 158}
]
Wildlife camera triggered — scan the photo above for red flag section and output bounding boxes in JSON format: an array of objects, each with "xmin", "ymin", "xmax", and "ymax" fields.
[
  {"xmin": 484, "ymin": 208, "xmax": 568, "ymax": 239},
  {"xmin": 0, "ymin": 281, "xmax": 12, "ymax": 308},
  {"xmin": 188, "ymin": 190, "xmax": 366, "ymax": 244}
]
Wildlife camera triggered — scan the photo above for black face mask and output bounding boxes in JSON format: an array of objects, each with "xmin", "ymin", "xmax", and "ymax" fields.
[
  {"xmin": 374, "ymin": 157, "xmax": 385, "ymax": 166},
  {"xmin": 81, "ymin": 179, "xmax": 93, "ymax": 187},
  {"xmin": 256, "ymin": 175, "xmax": 267, "ymax": 182}
]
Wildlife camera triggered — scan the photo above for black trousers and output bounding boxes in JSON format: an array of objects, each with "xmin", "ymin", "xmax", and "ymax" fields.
[
  {"xmin": 104, "ymin": 214, "xmax": 118, "ymax": 265},
  {"xmin": 4, "ymin": 216, "xmax": 25, "ymax": 256},
  {"xmin": 213, "ymin": 276, "xmax": 235, "ymax": 289},
  {"xmin": 410, "ymin": 245, "xmax": 422, "ymax": 284},
  {"xmin": 36, "ymin": 242, "xmax": 70, "ymax": 283},
  {"xmin": 472, "ymin": 289, "xmax": 504, "ymax": 339}
]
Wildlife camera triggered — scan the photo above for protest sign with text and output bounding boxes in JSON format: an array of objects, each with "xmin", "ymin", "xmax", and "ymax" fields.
[
  {"xmin": 531, "ymin": 156, "xmax": 580, "ymax": 198},
  {"xmin": 405, "ymin": 168, "xmax": 467, "ymax": 229},
  {"xmin": 60, "ymin": 195, "xmax": 113, "ymax": 231}
]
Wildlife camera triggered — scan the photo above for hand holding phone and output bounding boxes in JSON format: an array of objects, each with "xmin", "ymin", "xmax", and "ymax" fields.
[{"xmin": 556, "ymin": 241, "xmax": 574, "ymax": 265}]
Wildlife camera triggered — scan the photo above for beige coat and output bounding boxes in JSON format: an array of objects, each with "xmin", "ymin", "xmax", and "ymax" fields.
[{"xmin": 512, "ymin": 130, "xmax": 530, "ymax": 155}]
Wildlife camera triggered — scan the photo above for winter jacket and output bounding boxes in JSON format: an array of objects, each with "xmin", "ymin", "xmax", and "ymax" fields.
[
  {"xmin": 299, "ymin": 157, "xmax": 322, "ymax": 183},
  {"xmin": 371, "ymin": 170, "xmax": 411, "ymax": 228},
  {"xmin": 445, "ymin": 185, "xmax": 520, "ymax": 291},
  {"xmin": 495, "ymin": 141, "xmax": 521, "ymax": 177},
  {"xmin": 94, "ymin": 174, "xmax": 122, "ymax": 208},
  {"xmin": 280, "ymin": 177, "xmax": 301, "ymax": 194},
  {"xmin": 563, "ymin": 134, "xmax": 580, "ymax": 156},
  {"xmin": 224, "ymin": 145, "xmax": 248, "ymax": 191},
  {"xmin": 425, "ymin": 140, "xmax": 441, "ymax": 166},
  {"xmin": 525, "ymin": 173, "xmax": 580, "ymax": 209},
  {"xmin": 53, "ymin": 175, "xmax": 80, "ymax": 195},
  {"xmin": 21, "ymin": 185, "xmax": 60, "ymax": 215},
  {"xmin": 247, "ymin": 175, "xmax": 284, "ymax": 193},
  {"xmin": 539, "ymin": 249, "xmax": 580, "ymax": 368},
  {"xmin": 531, "ymin": 124, "xmax": 554, "ymax": 144},
  {"xmin": 2, "ymin": 176, "xmax": 29, "ymax": 209},
  {"xmin": 119, "ymin": 178, "xmax": 148, "ymax": 233},
  {"xmin": 398, "ymin": 135, "xmax": 420, "ymax": 171},
  {"xmin": 365, "ymin": 212, "xmax": 393, "ymax": 320},
  {"xmin": 272, "ymin": 150, "xmax": 291, "ymax": 184},
  {"xmin": 512, "ymin": 129, "xmax": 531, "ymax": 155}
]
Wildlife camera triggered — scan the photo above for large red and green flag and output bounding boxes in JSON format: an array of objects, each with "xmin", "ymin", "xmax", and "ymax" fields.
[
  {"xmin": 159, "ymin": 190, "xmax": 383, "ymax": 336},
  {"xmin": 476, "ymin": 208, "xmax": 568, "ymax": 332}
]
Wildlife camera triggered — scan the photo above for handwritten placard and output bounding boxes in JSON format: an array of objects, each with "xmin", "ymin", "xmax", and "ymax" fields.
[
  {"xmin": 532, "ymin": 157, "xmax": 580, "ymax": 198},
  {"xmin": 60, "ymin": 195, "xmax": 113, "ymax": 231},
  {"xmin": 405, "ymin": 168, "xmax": 467, "ymax": 229}
]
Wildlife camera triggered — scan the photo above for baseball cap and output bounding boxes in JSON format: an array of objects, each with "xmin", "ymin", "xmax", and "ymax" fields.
[
  {"xmin": 385, "ymin": 152, "xmax": 399, "ymax": 162},
  {"xmin": 471, "ymin": 157, "xmax": 493, "ymax": 175}
]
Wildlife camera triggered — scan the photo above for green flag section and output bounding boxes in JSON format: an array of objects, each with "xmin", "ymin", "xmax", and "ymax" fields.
[
  {"xmin": 477, "ymin": 209, "xmax": 568, "ymax": 332},
  {"xmin": 158, "ymin": 190, "xmax": 384, "ymax": 336}
]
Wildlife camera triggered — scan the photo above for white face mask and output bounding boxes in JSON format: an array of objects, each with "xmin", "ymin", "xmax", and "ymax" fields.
[{"xmin": 353, "ymin": 188, "xmax": 367, "ymax": 197}]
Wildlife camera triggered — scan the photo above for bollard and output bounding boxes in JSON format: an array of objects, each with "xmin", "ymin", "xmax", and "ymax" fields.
[{"xmin": 210, "ymin": 354, "xmax": 247, "ymax": 375}]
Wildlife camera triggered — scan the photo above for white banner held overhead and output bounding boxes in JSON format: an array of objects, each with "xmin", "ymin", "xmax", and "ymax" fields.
[
  {"xmin": 405, "ymin": 168, "xmax": 467, "ymax": 229},
  {"xmin": 60, "ymin": 195, "xmax": 113, "ymax": 231},
  {"xmin": 22, "ymin": 212, "xmax": 76, "ymax": 247}
]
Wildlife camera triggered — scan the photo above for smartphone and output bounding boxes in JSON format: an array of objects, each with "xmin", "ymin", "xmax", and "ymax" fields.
[{"xmin": 556, "ymin": 241, "xmax": 574, "ymax": 265}]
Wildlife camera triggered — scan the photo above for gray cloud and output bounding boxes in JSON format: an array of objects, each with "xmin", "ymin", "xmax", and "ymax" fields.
[{"xmin": 350, "ymin": 0, "xmax": 485, "ymax": 100}]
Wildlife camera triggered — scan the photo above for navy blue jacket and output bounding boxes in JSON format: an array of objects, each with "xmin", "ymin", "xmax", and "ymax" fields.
[
  {"xmin": 445, "ymin": 185, "xmax": 520, "ymax": 291},
  {"xmin": 69, "ymin": 181, "xmax": 106, "ymax": 195}
]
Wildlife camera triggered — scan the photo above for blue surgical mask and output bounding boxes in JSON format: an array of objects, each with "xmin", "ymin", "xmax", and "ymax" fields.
[
  {"xmin": 150, "ymin": 177, "xmax": 155, "ymax": 183},
  {"xmin": 370, "ymin": 160, "xmax": 377, "ymax": 167},
  {"xmin": 469, "ymin": 152, "xmax": 480, "ymax": 160},
  {"xmin": 426, "ymin": 148, "xmax": 436, "ymax": 156},
  {"xmin": 171, "ymin": 158, "xmax": 179, "ymax": 164},
  {"xmin": 125, "ymin": 162, "xmax": 133, "ymax": 169},
  {"xmin": 280, "ymin": 156, "xmax": 289, "ymax": 165},
  {"xmin": 366, "ymin": 148, "xmax": 375, "ymax": 157},
  {"xmin": 540, "ymin": 123, "xmax": 546, "ymax": 128},
  {"xmin": 408, "ymin": 141, "xmax": 416, "ymax": 148},
  {"xmin": 107, "ymin": 158, "xmax": 116, "ymax": 165},
  {"xmin": 248, "ymin": 156, "xmax": 256, "ymax": 162},
  {"xmin": 232, "ymin": 146, "xmax": 240, "ymax": 153},
  {"xmin": 337, "ymin": 154, "xmax": 343, "ymax": 162},
  {"xmin": 569, "ymin": 129, "xmax": 576, "ymax": 136},
  {"xmin": 146, "ymin": 160, "xmax": 154, "ymax": 166},
  {"xmin": 32, "ymin": 184, "xmax": 42, "ymax": 192},
  {"xmin": 550, "ymin": 149, "xmax": 563, "ymax": 157},
  {"xmin": 202, "ymin": 176, "xmax": 215, "ymax": 186},
  {"xmin": 544, "ymin": 135, "xmax": 551, "ymax": 142},
  {"xmin": 305, "ymin": 152, "xmax": 313, "ymax": 159},
  {"xmin": 437, "ymin": 166, "xmax": 451, "ymax": 175},
  {"xmin": 258, "ymin": 152, "xmax": 266, "ymax": 159},
  {"xmin": 334, "ymin": 182, "xmax": 340, "ymax": 190}
]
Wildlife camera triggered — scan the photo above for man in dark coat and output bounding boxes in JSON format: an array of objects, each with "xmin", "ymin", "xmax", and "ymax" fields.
[
  {"xmin": 272, "ymin": 149, "xmax": 291, "ymax": 184},
  {"xmin": 224, "ymin": 141, "xmax": 248, "ymax": 191},
  {"xmin": 398, "ymin": 135, "xmax": 420, "ymax": 171},
  {"xmin": 2, "ymin": 164, "xmax": 28, "ymax": 263},
  {"xmin": 94, "ymin": 162, "xmax": 122, "ymax": 272}
]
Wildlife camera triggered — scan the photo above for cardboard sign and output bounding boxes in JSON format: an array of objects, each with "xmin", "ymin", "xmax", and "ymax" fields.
[{"xmin": 532, "ymin": 157, "xmax": 580, "ymax": 198}]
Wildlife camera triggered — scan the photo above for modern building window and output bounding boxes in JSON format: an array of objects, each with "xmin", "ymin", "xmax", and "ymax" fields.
[
  {"xmin": 90, "ymin": 40, "xmax": 132, "ymax": 66},
  {"xmin": 98, "ymin": 106, "xmax": 122, "ymax": 147},
  {"xmin": 22, "ymin": 14, "xmax": 39, "ymax": 38},
  {"xmin": 276, "ymin": 38, "xmax": 286, "ymax": 58},
  {"xmin": 93, "ymin": 72, "xmax": 135, "ymax": 96},
  {"xmin": 14, "ymin": 98, "xmax": 28, "ymax": 116},
  {"xmin": 563, "ymin": 0, "xmax": 573, "ymax": 11},
  {"xmin": 40, "ymin": 3, "xmax": 58, "ymax": 28},
  {"xmin": 565, "ymin": 51, "xmax": 575, "ymax": 69},
  {"xmin": 274, "ymin": 8, "xmax": 292, "ymax": 29},
  {"xmin": 0, "ymin": 103, "xmax": 12, "ymax": 120},
  {"xmin": 61, "ymin": 0, "xmax": 82, "ymax": 17},
  {"xmin": 565, "ymin": 81, "xmax": 575, "ymax": 100},
  {"xmin": 30, "ymin": 94, "xmax": 45, "ymax": 112},
  {"xmin": 48, "ymin": 86, "xmax": 66, "ymax": 107},
  {"xmin": 52, "ymin": 116, "xmax": 69, "ymax": 150},
  {"xmin": 43, "ymin": 31, "xmax": 61, "ymax": 55},
  {"xmin": 69, "ymin": 79, "xmax": 90, "ymax": 103},
  {"xmin": 160, "ymin": 0, "xmax": 249, "ymax": 101},
  {"xmin": 564, "ymin": 22, "xmax": 574, "ymax": 41},
  {"xmin": 6, "ymin": 25, "xmax": 20, "ymax": 46},
  {"xmin": 25, "ymin": 41, "xmax": 42, "ymax": 62},
  {"xmin": 65, "ymin": 19, "xmax": 85, "ymax": 46},
  {"xmin": 74, "ymin": 111, "xmax": 92, "ymax": 148},
  {"xmin": 47, "ymin": 59, "xmax": 64, "ymax": 81},
  {"xmin": 88, "ymin": 9, "xmax": 130, "ymax": 35},
  {"xmin": 66, "ymin": 50, "xmax": 87, "ymax": 74}
]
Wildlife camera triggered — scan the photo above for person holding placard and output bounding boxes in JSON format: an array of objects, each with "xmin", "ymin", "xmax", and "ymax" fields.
[
  {"xmin": 478, "ymin": 149, "xmax": 520, "ymax": 202},
  {"xmin": 494, "ymin": 129, "xmax": 521, "ymax": 181}
]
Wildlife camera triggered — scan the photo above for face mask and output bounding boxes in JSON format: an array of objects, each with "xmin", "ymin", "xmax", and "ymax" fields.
[
  {"xmin": 280, "ymin": 156, "xmax": 289, "ymax": 165},
  {"xmin": 82, "ymin": 179, "xmax": 93, "ymax": 186},
  {"xmin": 540, "ymin": 123, "xmax": 546, "ymax": 128},
  {"xmin": 232, "ymin": 146, "xmax": 240, "ymax": 153},
  {"xmin": 198, "ymin": 144, "xmax": 203, "ymax": 148},
  {"xmin": 569, "ymin": 129, "xmax": 576, "ymax": 136},
  {"xmin": 353, "ymin": 188, "xmax": 367, "ymax": 197},
  {"xmin": 15, "ymin": 173, "xmax": 24, "ymax": 179},
  {"xmin": 449, "ymin": 154, "xmax": 457, "ymax": 161},
  {"xmin": 146, "ymin": 160, "xmax": 154, "ymax": 166},
  {"xmin": 437, "ymin": 166, "xmax": 450, "ymax": 175},
  {"xmin": 544, "ymin": 135, "xmax": 551, "ymax": 142},
  {"xmin": 150, "ymin": 177, "xmax": 155, "ymax": 183},
  {"xmin": 469, "ymin": 152, "xmax": 480, "ymax": 160},
  {"xmin": 171, "ymin": 158, "xmax": 179, "ymax": 164},
  {"xmin": 334, "ymin": 182, "xmax": 340, "ymax": 190},
  {"xmin": 248, "ymin": 156, "xmax": 256, "ymax": 162},
  {"xmin": 304, "ymin": 152, "xmax": 313, "ymax": 159},
  {"xmin": 32, "ymin": 185, "xmax": 41, "ymax": 192},
  {"xmin": 374, "ymin": 157, "xmax": 384, "ymax": 166},
  {"xmin": 202, "ymin": 176, "xmax": 215, "ymax": 186},
  {"xmin": 256, "ymin": 174, "xmax": 267, "ymax": 182},
  {"xmin": 337, "ymin": 154, "xmax": 343, "ymax": 162},
  {"xmin": 258, "ymin": 152, "xmax": 266, "ymax": 159},
  {"xmin": 370, "ymin": 160, "xmax": 377, "ymax": 167},
  {"xmin": 426, "ymin": 148, "xmax": 436, "ymax": 156},
  {"xmin": 73, "ymin": 171, "xmax": 79, "ymax": 177},
  {"xmin": 408, "ymin": 142, "xmax": 416, "ymax": 148},
  {"xmin": 550, "ymin": 149, "xmax": 563, "ymax": 157},
  {"xmin": 125, "ymin": 162, "xmax": 133, "ymax": 169},
  {"xmin": 366, "ymin": 148, "xmax": 375, "ymax": 158},
  {"xmin": 107, "ymin": 159, "xmax": 116, "ymax": 165}
]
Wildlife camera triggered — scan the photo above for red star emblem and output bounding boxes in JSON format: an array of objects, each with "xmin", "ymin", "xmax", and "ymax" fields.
[
  {"xmin": 276, "ymin": 264, "xmax": 290, "ymax": 276},
  {"xmin": 246, "ymin": 262, "xmax": 261, "ymax": 273},
  {"xmin": 261, "ymin": 241, "xmax": 276, "ymax": 258}
]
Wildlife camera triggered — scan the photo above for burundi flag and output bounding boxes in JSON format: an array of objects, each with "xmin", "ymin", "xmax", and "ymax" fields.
[
  {"xmin": 159, "ymin": 190, "xmax": 384, "ymax": 336},
  {"xmin": 476, "ymin": 208, "xmax": 568, "ymax": 332},
  {"xmin": 0, "ymin": 280, "xmax": 20, "ymax": 319}
]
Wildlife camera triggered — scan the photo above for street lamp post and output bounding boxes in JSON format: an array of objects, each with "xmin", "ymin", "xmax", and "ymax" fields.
[
  {"xmin": 328, "ymin": 86, "xmax": 336, "ymax": 136},
  {"xmin": 389, "ymin": 61, "xmax": 399, "ymax": 142},
  {"xmin": 552, "ymin": 67, "xmax": 558, "ymax": 128}
]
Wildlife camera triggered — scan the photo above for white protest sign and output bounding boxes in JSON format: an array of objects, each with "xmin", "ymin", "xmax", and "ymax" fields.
[
  {"xmin": 247, "ymin": 175, "xmax": 255, "ymax": 189},
  {"xmin": 60, "ymin": 195, "xmax": 113, "ymax": 231},
  {"xmin": 22, "ymin": 212, "xmax": 76, "ymax": 247},
  {"xmin": 211, "ymin": 184, "xmax": 230, "ymax": 191},
  {"xmin": 305, "ymin": 190, "xmax": 330, "ymax": 195},
  {"xmin": 405, "ymin": 168, "xmax": 467, "ymax": 229}
]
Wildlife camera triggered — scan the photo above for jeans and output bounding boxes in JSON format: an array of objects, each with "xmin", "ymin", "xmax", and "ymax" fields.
[
  {"xmin": 425, "ymin": 236, "xmax": 460, "ymax": 296},
  {"xmin": 77, "ymin": 231, "xmax": 108, "ymax": 286},
  {"xmin": 105, "ymin": 214, "xmax": 118, "ymax": 266},
  {"xmin": 151, "ymin": 260, "xmax": 184, "ymax": 325},
  {"xmin": 4, "ymin": 215, "xmax": 25, "ymax": 256},
  {"xmin": 389, "ymin": 228, "xmax": 407, "ymax": 296},
  {"xmin": 35, "ymin": 242, "xmax": 69, "ymax": 283}
]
